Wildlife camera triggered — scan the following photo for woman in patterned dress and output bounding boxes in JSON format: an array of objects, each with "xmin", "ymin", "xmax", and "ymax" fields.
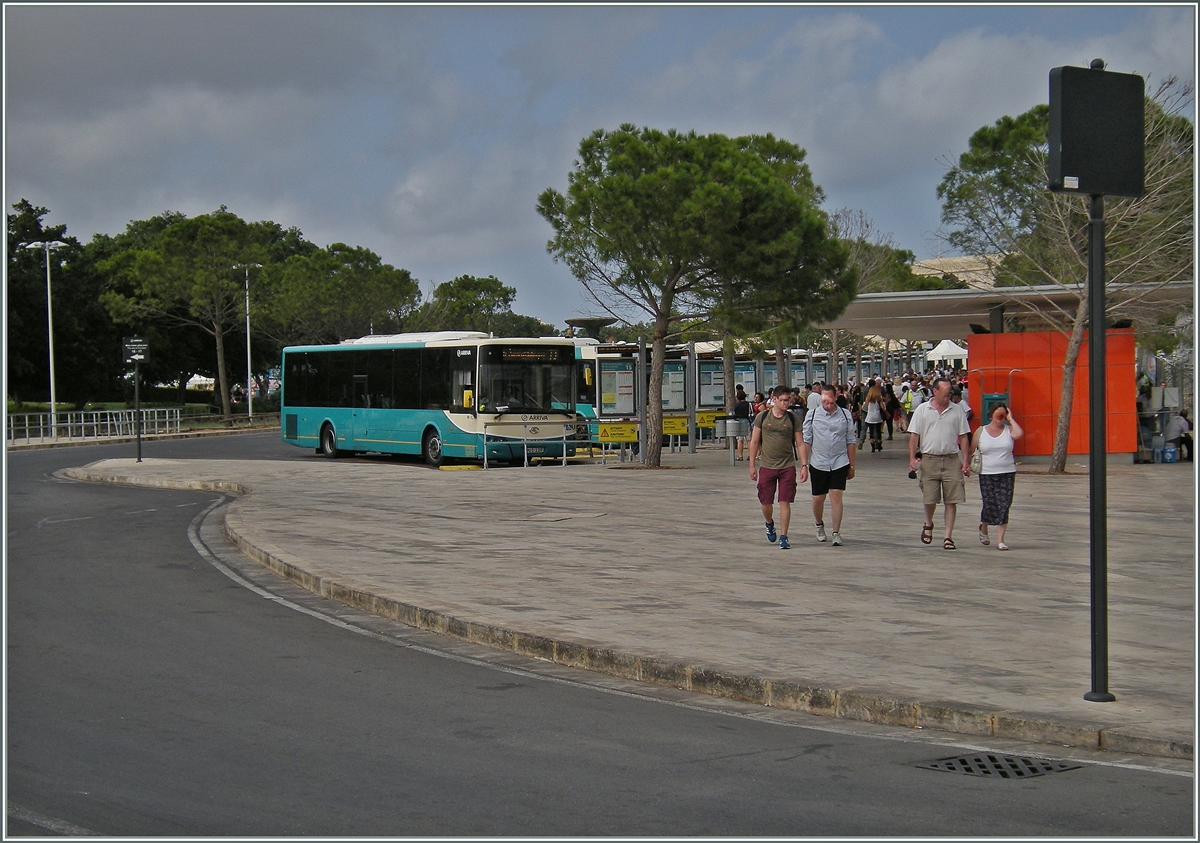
[{"xmin": 969, "ymin": 403, "xmax": 1024, "ymax": 550}]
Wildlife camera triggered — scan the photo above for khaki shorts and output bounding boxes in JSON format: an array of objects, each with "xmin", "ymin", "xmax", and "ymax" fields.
[{"xmin": 919, "ymin": 452, "xmax": 966, "ymax": 505}]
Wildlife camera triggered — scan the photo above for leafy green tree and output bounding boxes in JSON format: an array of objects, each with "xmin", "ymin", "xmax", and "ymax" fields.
[
  {"xmin": 938, "ymin": 76, "xmax": 1193, "ymax": 471},
  {"xmin": 6, "ymin": 200, "xmax": 128, "ymax": 407},
  {"xmin": 539, "ymin": 125, "xmax": 853, "ymax": 465},
  {"xmin": 88, "ymin": 220, "xmax": 215, "ymax": 405},
  {"xmin": 102, "ymin": 209, "xmax": 274, "ymax": 420},
  {"xmin": 491, "ymin": 311, "xmax": 557, "ymax": 337},
  {"xmin": 262, "ymin": 243, "xmax": 420, "ymax": 345},
  {"xmin": 407, "ymin": 274, "xmax": 552, "ymax": 336}
]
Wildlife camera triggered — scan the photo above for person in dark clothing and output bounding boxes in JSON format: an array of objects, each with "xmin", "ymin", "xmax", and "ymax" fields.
[{"xmin": 733, "ymin": 385, "xmax": 752, "ymax": 460}]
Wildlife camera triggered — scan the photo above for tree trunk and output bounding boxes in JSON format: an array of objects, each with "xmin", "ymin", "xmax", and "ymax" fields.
[
  {"xmin": 723, "ymin": 331, "xmax": 736, "ymax": 415},
  {"xmin": 830, "ymin": 328, "xmax": 839, "ymax": 386},
  {"xmin": 775, "ymin": 333, "xmax": 787, "ymax": 391},
  {"xmin": 1049, "ymin": 296, "xmax": 1090, "ymax": 474},
  {"xmin": 645, "ymin": 315, "xmax": 669, "ymax": 467},
  {"xmin": 854, "ymin": 342, "xmax": 863, "ymax": 385},
  {"xmin": 214, "ymin": 322, "xmax": 232, "ymax": 421},
  {"xmin": 721, "ymin": 332, "xmax": 737, "ymax": 459}
]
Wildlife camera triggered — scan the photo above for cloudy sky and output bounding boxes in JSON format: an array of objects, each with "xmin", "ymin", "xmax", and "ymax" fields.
[{"xmin": 5, "ymin": 4, "xmax": 1194, "ymax": 328}]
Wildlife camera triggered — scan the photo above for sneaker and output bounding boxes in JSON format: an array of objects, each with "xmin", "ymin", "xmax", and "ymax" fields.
[
  {"xmin": 779, "ymin": 535, "xmax": 791, "ymax": 550},
  {"xmin": 765, "ymin": 521, "xmax": 777, "ymax": 543},
  {"xmin": 816, "ymin": 523, "xmax": 827, "ymax": 542},
  {"xmin": 831, "ymin": 531, "xmax": 843, "ymax": 546}
]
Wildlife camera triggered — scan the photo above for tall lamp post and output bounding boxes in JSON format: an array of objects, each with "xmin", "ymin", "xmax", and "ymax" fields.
[
  {"xmin": 233, "ymin": 263, "xmax": 262, "ymax": 421},
  {"xmin": 25, "ymin": 240, "xmax": 68, "ymax": 438}
]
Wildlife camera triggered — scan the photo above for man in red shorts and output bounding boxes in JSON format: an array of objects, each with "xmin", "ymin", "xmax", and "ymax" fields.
[{"xmin": 748, "ymin": 386, "xmax": 804, "ymax": 550}]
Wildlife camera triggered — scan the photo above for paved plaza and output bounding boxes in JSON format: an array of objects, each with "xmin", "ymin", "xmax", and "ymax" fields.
[{"xmin": 62, "ymin": 438, "xmax": 1194, "ymax": 759}]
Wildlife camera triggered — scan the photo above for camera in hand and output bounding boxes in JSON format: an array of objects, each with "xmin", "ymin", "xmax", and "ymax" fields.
[{"xmin": 908, "ymin": 469, "xmax": 917, "ymax": 479}]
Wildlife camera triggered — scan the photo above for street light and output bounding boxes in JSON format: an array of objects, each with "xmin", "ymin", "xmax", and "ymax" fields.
[
  {"xmin": 233, "ymin": 263, "xmax": 262, "ymax": 421},
  {"xmin": 25, "ymin": 240, "xmax": 68, "ymax": 438}
]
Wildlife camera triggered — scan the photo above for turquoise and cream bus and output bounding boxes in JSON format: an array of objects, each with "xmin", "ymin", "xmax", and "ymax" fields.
[{"xmin": 280, "ymin": 331, "xmax": 578, "ymax": 466}]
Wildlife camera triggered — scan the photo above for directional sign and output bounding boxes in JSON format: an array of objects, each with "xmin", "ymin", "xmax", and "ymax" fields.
[{"xmin": 123, "ymin": 336, "xmax": 149, "ymax": 362}]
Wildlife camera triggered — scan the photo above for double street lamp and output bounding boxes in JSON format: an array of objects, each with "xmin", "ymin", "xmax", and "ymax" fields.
[
  {"xmin": 233, "ymin": 263, "xmax": 262, "ymax": 420},
  {"xmin": 25, "ymin": 240, "xmax": 68, "ymax": 438}
]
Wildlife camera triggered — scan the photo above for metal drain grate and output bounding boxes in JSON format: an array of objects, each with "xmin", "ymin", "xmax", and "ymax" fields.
[{"xmin": 917, "ymin": 753, "xmax": 1083, "ymax": 779}]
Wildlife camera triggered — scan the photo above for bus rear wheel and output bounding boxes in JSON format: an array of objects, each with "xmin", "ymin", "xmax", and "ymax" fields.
[
  {"xmin": 320, "ymin": 424, "xmax": 339, "ymax": 459},
  {"xmin": 422, "ymin": 428, "xmax": 444, "ymax": 468}
]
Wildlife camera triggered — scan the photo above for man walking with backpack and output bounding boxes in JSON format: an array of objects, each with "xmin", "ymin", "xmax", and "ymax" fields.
[
  {"xmin": 748, "ymin": 386, "xmax": 804, "ymax": 550},
  {"xmin": 800, "ymin": 384, "xmax": 856, "ymax": 546}
]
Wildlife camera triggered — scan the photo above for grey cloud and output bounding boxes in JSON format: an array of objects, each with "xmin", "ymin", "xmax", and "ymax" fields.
[
  {"xmin": 498, "ymin": 8, "xmax": 661, "ymax": 94},
  {"xmin": 5, "ymin": 6, "xmax": 375, "ymax": 118}
]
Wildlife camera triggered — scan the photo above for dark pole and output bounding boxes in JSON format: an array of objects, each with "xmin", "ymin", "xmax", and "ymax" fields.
[
  {"xmin": 134, "ymin": 358, "xmax": 143, "ymax": 463},
  {"xmin": 1085, "ymin": 193, "xmax": 1115, "ymax": 702}
]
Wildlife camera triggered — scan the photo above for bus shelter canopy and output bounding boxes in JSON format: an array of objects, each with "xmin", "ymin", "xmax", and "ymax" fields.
[{"xmin": 816, "ymin": 281, "xmax": 1193, "ymax": 341}]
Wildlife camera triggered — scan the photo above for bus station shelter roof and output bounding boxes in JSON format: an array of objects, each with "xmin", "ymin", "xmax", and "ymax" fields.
[{"xmin": 815, "ymin": 280, "xmax": 1194, "ymax": 342}]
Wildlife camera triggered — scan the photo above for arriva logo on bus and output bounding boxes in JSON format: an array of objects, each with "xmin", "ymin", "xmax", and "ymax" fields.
[{"xmin": 521, "ymin": 414, "xmax": 549, "ymax": 422}]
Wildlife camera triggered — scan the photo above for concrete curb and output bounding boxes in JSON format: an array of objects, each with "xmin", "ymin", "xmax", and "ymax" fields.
[{"xmin": 59, "ymin": 467, "xmax": 1192, "ymax": 762}]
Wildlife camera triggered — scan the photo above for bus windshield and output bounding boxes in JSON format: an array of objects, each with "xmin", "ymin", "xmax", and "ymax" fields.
[{"xmin": 477, "ymin": 344, "xmax": 575, "ymax": 414}]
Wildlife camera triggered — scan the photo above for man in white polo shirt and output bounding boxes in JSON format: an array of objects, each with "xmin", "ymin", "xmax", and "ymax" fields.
[{"xmin": 908, "ymin": 377, "xmax": 971, "ymax": 550}]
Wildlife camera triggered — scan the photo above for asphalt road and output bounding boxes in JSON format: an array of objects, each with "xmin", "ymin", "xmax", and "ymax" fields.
[{"xmin": 6, "ymin": 433, "xmax": 1194, "ymax": 836}]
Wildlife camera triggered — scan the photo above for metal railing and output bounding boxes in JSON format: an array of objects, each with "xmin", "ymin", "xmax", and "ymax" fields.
[
  {"xmin": 481, "ymin": 422, "xmax": 574, "ymax": 469},
  {"xmin": 7, "ymin": 408, "xmax": 284, "ymax": 445},
  {"xmin": 7, "ymin": 408, "xmax": 183, "ymax": 444}
]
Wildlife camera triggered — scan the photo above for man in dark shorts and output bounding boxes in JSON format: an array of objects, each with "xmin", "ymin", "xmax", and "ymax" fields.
[
  {"xmin": 800, "ymin": 384, "xmax": 856, "ymax": 546},
  {"xmin": 748, "ymin": 386, "xmax": 803, "ymax": 550}
]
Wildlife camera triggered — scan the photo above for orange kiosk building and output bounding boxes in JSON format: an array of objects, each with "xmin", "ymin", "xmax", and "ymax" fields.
[{"xmin": 965, "ymin": 328, "xmax": 1137, "ymax": 458}]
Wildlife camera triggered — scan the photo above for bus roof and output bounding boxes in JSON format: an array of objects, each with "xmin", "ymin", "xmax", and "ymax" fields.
[
  {"xmin": 283, "ymin": 333, "xmax": 577, "ymax": 353},
  {"xmin": 341, "ymin": 331, "xmax": 487, "ymax": 344}
]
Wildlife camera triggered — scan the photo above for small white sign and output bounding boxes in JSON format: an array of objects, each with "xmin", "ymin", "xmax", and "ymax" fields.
[{"xmin": 1064, "ymin": 175, "xmax": 1079, "ymax": 189}]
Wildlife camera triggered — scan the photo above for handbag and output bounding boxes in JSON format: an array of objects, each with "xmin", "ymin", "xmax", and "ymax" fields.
[{"xmin": 969, "ymin": 447, "xmax": 982, "ymax": 473}]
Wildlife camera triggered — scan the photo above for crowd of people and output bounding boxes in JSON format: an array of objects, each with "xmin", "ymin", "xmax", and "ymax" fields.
[{"xmin": 741, "ymin": 369, "xmax": 1019, "ymax": 552}]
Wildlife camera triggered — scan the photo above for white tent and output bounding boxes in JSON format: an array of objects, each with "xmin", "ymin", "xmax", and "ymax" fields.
[{"xmin": 927, "ymin": 339, "xmax": 968, "ymax": 365}]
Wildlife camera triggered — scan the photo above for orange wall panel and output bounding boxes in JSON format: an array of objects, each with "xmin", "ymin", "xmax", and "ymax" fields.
[
  {"xmin": 965, "ymin": 328, "xmax": 1135, "ymax": 456},
  {"xmin": 993, "ymin": 333, "xmax": 1024, "ymax": 366},
  {"xmin": 1108, "ymin": 413, "xmax": 1137, "ymax": 452},
  {"xmin": 1019, "ymin": 415, "xmax": 1056, "ymax": 455},
  {"xmin": 1020, "ymin": 332, "xmax": 1051, "ymax": 370}
]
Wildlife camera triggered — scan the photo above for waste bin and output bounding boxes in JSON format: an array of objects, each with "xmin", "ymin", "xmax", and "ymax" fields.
[
  {"xmin": 714, "ymin": 418, "xmax": 728, "ymax": 439},
  {"xmin": 733, "ymin": 418, "xmax": 750, "ymax": 439}
]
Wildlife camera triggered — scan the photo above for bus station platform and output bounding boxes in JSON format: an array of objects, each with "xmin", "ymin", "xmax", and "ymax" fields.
[{"xmin": 61, "ymin": 441, "xmax": 1194, "ymax": 761}]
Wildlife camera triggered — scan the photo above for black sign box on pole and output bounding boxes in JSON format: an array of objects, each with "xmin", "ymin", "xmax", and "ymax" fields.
[{"xmin": 1048, "ymin": 64, "xmax": 1144, "ymax": 197}]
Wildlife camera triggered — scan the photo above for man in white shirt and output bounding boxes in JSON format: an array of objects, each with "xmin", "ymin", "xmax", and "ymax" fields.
[
  {"xmin": 806, "ymin": 382, "xmax": 823, "ymax": 416},
  {"xmin": 800, "ymin": 385, "xmax": 856, "ymax": 546},
  {"xmin": 908, "ymin": 377, "xmax": 971, "ymax": 550}
]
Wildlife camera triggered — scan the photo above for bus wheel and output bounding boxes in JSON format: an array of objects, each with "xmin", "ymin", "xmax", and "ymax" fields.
[
  {"xmin": 320, "ymin": 424, "xmax": 339, "ymax": 459},
  {"xmin": 422, "ymin": 428, "xmax": 443, "ymax": 468}
]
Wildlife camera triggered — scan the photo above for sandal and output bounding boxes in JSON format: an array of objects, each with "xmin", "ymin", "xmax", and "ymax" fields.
[
  {"xmin": 979, "ymin": 528, "xmax": 990, "ymax": 546},
  {"xmin": 943, "ymin": 537, "xmax": 956, "ymax": 551},
  {"xmin": 921, "ymin": 524, "xmax": 934, "ymax": 545},
  {"xmin": 997, "ymin": 542, "xmax": 1009, "ymax": 551}
]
